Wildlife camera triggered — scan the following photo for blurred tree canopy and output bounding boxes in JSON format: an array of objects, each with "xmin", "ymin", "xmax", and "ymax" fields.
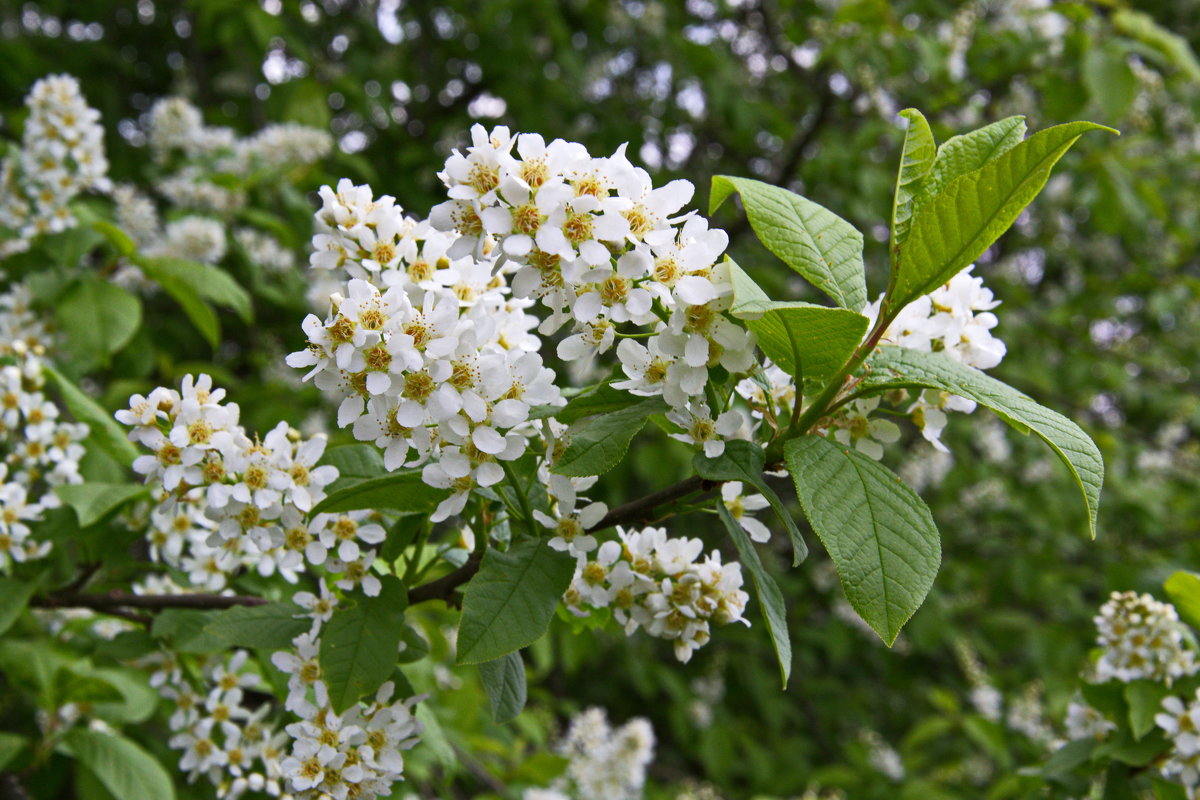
[{"xmin": 2, "ymin": 1, "xmax": 1199, "ymax": 797}]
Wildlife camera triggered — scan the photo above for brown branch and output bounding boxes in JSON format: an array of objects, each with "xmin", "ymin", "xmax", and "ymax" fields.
[
  {"xmin": 590, "ymin": 475, "xmax": 715, "ymax": 532},
  {"xmin": 407, "ymin": 547, "xmax": 484, "ymax": 607}
]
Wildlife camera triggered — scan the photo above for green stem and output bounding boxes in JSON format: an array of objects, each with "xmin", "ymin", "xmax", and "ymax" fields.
[{"xmin": 500, "ymin": 460, "xmax": 539, "ymax": 539}]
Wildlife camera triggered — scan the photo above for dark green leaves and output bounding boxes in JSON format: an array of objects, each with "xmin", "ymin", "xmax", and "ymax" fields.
[
  {"xmin": 715, "ymin": 502, "xmax": 792, "ymax": 688},
  {"xmin": 550, "ymin": 398, "xmax": 667, "ymax": 477},
  {"xmin": 133, "ymin": 255, "xmax": 253, "ymax": 347},
  {"xmin": 478, "ymin": 651, "xmax": 528, "ymax": 723},
  {"xmin": 0, "ymin": 577, "xmax": 38, "ymax": 636},
  {"xmin": 456, "ymin": 538, "xmax": 575, "ymax": 665},
  {"xmin": 61, "ymin": 729, "xmax": 175, "ymax": 800},
  {"xmin": 785, "ymin": 434, "xmax": 941, "ymax": 645},
  {"xmin": 710, "ymin": 175, "xmax": 867, "ymax": 311},
  {"xmin": 313, "ymin": 469, "xmax": 447, "ymax": 514},
  {"xmin": 1163, "ymin": 572, "xmax": 1200, "ymax": 631},
  {"xmin": 727, "ymin": 259, "xmax": 869, "ymax": 392},
  {"xmin": 204, "ymin": 601, "xmax": 309, "ymax": 650},
  {"xmin": 55, "ymin": 483, "xmax": 147, "ymax": 528},
  {"xmin": 56, "ymin": 277, "xmax": 142, "ymax": 366},
  {"xmin": 694, "ymin": 439, "xmax": 807, "ymax": 565},
  {"xmin": 890, "ymin": 108, "xmax": 937, "ymax": 259},
  {"xmin": 319, "ymin": 575, "xmax": 408, "ymax": 713},
  {"xmin": 859, "ymin": 346, "xmax": 1104, "ymax": 538},
  {"xmin": 892, "ymin": 121, "xmax": 1116, "ymax": 309},
  {"xmin": 44, "ymin": 364, "xmax": 139, "ymax": 466}
]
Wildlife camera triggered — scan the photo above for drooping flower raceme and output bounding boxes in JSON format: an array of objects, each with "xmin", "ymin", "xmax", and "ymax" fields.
[{"xmin": 0, "ymin": 74, "xmax": 109, "ymax": 255}]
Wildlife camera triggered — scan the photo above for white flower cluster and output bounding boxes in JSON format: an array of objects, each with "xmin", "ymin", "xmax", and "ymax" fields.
[
  {"xmin": 1064, "ymin": 699, "xmax": 1115, "ymax": 742},
  {"xmin": 523, "ymin": 707, "xmax": 655, "ymax": 800},
  {"xmin": 290, "ymin": 179, "xmax": 563, "ymax": 522},
  {"xmin": 161, "ymin": 650, "xmax": 293, "ymax": 800},
  {"xmin": 564, "ymin": 526, "xmax": 749, "ymax": 663},
  {"xmin": 858, "ymin": 264, "xmax": 1008, "ymax": 454},
  {"xmin": 1093, "ymin": 591, "xmax": 1197, "ymax": 685},
  {"xmin": 430, "ymin": 124, "xmax": 755, "ymax": 456},
  {"xmin": 115, "ymin": 375, "xmax": 400, "ymax": 593},
  {"xmin": 147, "ymin": 97, "xmax": 332, "ymax": 178},
  {"xmin": 0, "ymin": 283, "xmax": 58, "ymax": 359},
  {"xmin": 0, "ymin": 74, "xmax": 108, "ymax": 254},
  {"xmin": 0, "ymin": 352, "xmax": 90, "ymax": 572},
  {"xmin": 270, "ymin": 589, "xmax": 423, "ymax": 799},
  {"xmin": 1156, "ymin": 691, "xmax": 1200, "ymax": 794}
]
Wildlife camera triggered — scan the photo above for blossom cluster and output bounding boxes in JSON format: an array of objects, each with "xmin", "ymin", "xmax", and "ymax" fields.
[
  {"xmin": 159, "ymin": 650, "xmax": 292, "ymax": 799},
  {"xmin": 290, "ymin": 178, "xmax": 563, "ymax": 522},
  {"xmin": 1156, "ymin": 690, "xmax": 1200, "ymax": 794},
  {"xmin": 0, "ymin": 74, "xmax": 109, "ymax": 255},
  {"xmin": 564, "ymin": 525, "xmax": 749, "ymax": 663},
  {"xmin": 110, "ymin": 95, "xmax": 328, "ymax": 287},
  {"xmin": 431, "ymin": 125, "xmax": 755, "ymax": 455},
  {"xmin": 1092, "ymin": 591, "xmax": 1197, "ymax": 685},
  {"xmin": 0, "ymin": 351, "xmax": 89, "ymax": 572},
  {"xmin": 114, "ymin": 374, "xmax": 409, "ymax": 593},
  {"xmin": 524, "ymin": 707, "xmax": 655, "ymax": 800},
  {"xmin": 269, "ymin": 592, "xmax": 423, "ymax": 800}
]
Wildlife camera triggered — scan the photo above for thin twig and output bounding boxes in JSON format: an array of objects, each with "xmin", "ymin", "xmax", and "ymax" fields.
[{"xmin": 590, "ymin": 475, "xmax": 714, "ymax": 531}]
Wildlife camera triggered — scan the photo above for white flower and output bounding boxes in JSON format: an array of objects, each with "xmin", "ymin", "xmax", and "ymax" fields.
[
  {"xmin": 721, "ymin": 482, "xmax": 771, "ymax": 543},
  {"xmin": 833, "ymin": 397, "xmax": 902, "ymax": 460}
]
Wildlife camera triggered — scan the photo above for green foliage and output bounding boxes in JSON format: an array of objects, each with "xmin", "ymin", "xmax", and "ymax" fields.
[
  {"xmin": 203, "ymin": 601, "xmax": 310, "ymax": 650},
  {"xmin": 478, "ymin": 651, "xmax": 528, "ymax": 723},
  {"xmin": 312, "ymin": 469, "xmax": 448, "ymax": 514},
  {"xmin": 711, "ymin": 175, "xmax": 868, "ymax": 310},
  {"xmin": 715, "ymin": 501, "xmax": 792, "ymax": 688},
  {"xmin": 550, "ymin": 398, "xmax": 667, "ymax": 477},
  {"xmin": 54, "ymin": 483, "xmax": 147, "ymax": 528},
  {"xmin": 727, "ymin": 258, "xmax": 869, "ymax": 392},
  {"xmin": 60, "ymin": 729, "xmax": 175, "ymax": 800},
  {"xmin": 784, "ymin": 435, "xmax": 941, "ymax": 646},
  {"xmin": 1165, "ymin": 572, "xmax": 1200, "ymax": 630},
  {"xmin": 859, "ymin": 346, "xmax": 1104, "ymax": 537},
  {"xmin": 891, "ymin": 121, "xmax": 1117, "ymax": 309},
  {"xmin": 319, "ymin": 575, "xmax": 408, "ymax": 713},
  {"xmin": 55, "ymin": 277, "xmax": 142, "ymax": 368},
  {"xmin": 456, "ymin": 538, "xmax": 576, "ymax": 665}
]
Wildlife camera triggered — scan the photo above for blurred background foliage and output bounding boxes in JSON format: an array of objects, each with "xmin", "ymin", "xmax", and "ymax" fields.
[{"xmin": 2, "ymin": 0, "xmax": 1199, "ymax": 797}]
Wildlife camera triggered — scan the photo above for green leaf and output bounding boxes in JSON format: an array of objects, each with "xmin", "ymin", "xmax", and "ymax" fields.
[
  {"xmin": 1096, "ymin": 728, "xmax": 1169, "ymax": 767},
  {"xmin": 312, "ymin": 469, "xmax": 448, "ymax": 514},
  {"xmin": 1163, "ymin": 572, "xmax": 1200, "ymax": 631},
  {"xmin": 91, "ymin": 220, "xmax": 136, "ymax": 257},
  {"xmin": 1125, "ymin": 680, "xmax": 1171, "ymax": 740},
  {"xmin": 912, "ymin": 116, "xmax": 1027, "ymax": 214},
  {"xmin": 1041, "ymin": 737, "xmax": 1099, "ymax": 778},
  {"xmin": 727, "ymin": 258, "xmax": 869, "ymax": 391},
  {"xmin": 859, "ymin": 346, "xmax": 1104, "ymax": 538},
  {"xmin": 94, "ymin": 630, "xmax": 157, "ymax": 662},
  {"xmin": 54, "ymin": 483, "xmax": 147, "ymax": 528},
  {"xmin": 556, "ymin": 382, "xmax": 646, "ymax": 425},
  {"xmin": 150, "ymin": 609, "xmax": 225, "ymax": 654},
  {"xmin": 0, "ymin": 732, "xmax": 28, "ymax": 772},
  {"xmin": 60, "ymin": 729, "xmax": 175, "ymax": 800},
  {"xmin": 204, "ymin": 601, "xmax": 308, "ymax": 650},
  {"xmin": 150, "ymin": 270, "xmax": 222, "ymax": 348},
  {"xmin": 715, "ymin": 501, "xmax": 792, "ymax": 688},
  {"xmin": 550, "ymin": 398, "xmax": 667, "ymax": 477},
  {"xmin": 694, "ymin": 439, "xmax": 808, "ymax": 565},
  {"xmin": 784, "ymin": 434, "xmax": 941, "ymax": 645},
  {"xmin": 894, "ymin": 120, "xmax": 1116, "ymax": 308},
  {"xmin": 1113, "ymin": 9, "xmax": 1200, "ymax": 82},
  {"xmin": 890, "ymin": 108, "xmax": 937, "ymax": 260},
  {"xmin": 43, "ymin": 364, "xmax": 140, "ymax": 467},
  {"xmin": 456, "ymin": 537, "xmax": 576, "ymax": 665},
  {"xmin": 0, "ymin": 577, "xmax": 38, "ymax": 636},
  {"xmin": 1085, "ymin": 43, "xmax": 1138, "ymax": 121},
  {"xmin": 321, "ymin": 444, "xmax": 386, "ymax": 491},
  {"xmin": 133, "ymin": 255, "xmax": 253, "ymax": 322},
  {"xmin": 478, "ymin": 650, "xmax": 528, "ymax": 723},
  {"xmin": 319, "ymin": 575, "xmax": 408, "ymax": 713},
  {"xmin": 710, "ymin": 175, "xmax": 867, "ymax": 310},
  {"xmin": 56, "ymin": 277, "xmax": 142, "ymax": 365}
]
